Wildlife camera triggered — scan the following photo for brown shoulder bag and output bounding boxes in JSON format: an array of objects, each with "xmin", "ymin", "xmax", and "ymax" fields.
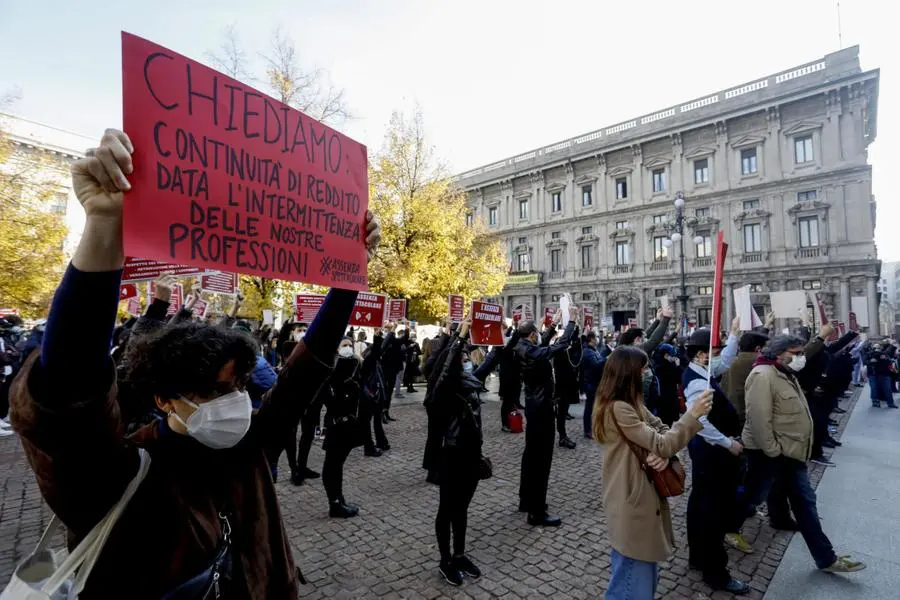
[{"xmin": 612, "ymin": 415, "xmax": 686, "ymax": 498}]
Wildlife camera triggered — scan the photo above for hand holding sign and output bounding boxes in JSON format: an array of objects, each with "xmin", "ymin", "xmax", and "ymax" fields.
[
  {"xmin": 819, "ymin": 322, "xmax": 836, "ymax": 340},
  {"xmin": 154, "ymin": 275, "xmax": 177, "ymax": 303}
]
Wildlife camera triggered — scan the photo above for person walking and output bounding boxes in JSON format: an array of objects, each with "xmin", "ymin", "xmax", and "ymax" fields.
[
  {"xmin": 732, "ymin": 334, "xmax": 866, "ymax": 574},
  {"xmin": 515, "ymin": 309, "xmax": 577, "ymax": 527},
  {"xmin": 428, "ymin": 316, "xmax": 500, "ymax": 586},
  {"xmin": 593, "ymin": 345, "xmax": 711, "ymax": 600}
]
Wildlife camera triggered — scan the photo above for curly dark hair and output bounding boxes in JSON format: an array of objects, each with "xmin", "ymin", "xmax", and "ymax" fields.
[{"xmin": 124, "ymin": 322, "xmax": 258, "ymax": 403}]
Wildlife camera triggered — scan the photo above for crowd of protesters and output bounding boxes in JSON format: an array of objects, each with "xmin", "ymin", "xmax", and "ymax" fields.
[{"xmin": 0, "ymin": 128, "xmax": 878, "ymax": 598}]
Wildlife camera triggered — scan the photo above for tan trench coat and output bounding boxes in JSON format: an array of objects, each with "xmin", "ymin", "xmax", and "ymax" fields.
[{"xmin": 600, "ymin": 401, "xmax": 702, "ymax": 563}]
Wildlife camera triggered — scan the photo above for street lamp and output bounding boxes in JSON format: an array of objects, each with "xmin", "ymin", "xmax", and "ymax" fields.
[{"xmin": 662, "ymin": 191, "xmax": 703, "ymax": 329}]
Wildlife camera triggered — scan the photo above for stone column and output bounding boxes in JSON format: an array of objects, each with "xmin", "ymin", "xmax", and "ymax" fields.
[
  {"xmin": 840, "ymin": 279, "xmax": 851, "ymax": 324},
  {"xmin": 638, "ymin": 288, "xmax": 646, "ymax": 327},
  {"xmin": 867, "ymin": 277, "xmax": 879, "ymax": 336},
  {"xmin": 725, "ymin": 283, "xmax": 734, "ymax": 327},
  {"xmin": 600, "ymin": 292, "xmax": 608, "ymax": 320}
]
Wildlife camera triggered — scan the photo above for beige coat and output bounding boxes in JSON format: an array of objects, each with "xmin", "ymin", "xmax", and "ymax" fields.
[
  {"xmin": 600, "ymin": 401, "xmax": 702, "ymax": 563},
  {"xmin": 742, "ymin": 363, "xmax": 814, "ymax": 462}
]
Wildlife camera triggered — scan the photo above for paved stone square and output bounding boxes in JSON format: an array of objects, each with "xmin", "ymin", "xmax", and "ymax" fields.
[{"xmin": 0, "ymin": 383, "xmax": 860, "ymax": 599}]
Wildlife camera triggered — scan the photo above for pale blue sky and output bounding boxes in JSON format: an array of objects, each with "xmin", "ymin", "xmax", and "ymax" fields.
[{"xmin": 1, "ymin": 0, "xmax": 897, "ymax": 257}]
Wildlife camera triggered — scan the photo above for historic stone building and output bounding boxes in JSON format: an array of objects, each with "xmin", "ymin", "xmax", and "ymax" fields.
[{"xmin": 456, "ymin": 46, "xmax": 881, "ymax": 334}]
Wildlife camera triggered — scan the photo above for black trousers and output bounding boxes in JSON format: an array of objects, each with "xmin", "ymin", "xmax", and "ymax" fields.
[
  {"xmin": 809, "ymin": 391, "xmax": 831, "ymax": 459},
  {"xmin": 555, "ymin": 389, "xmax": 577, "ymax": 439},
  {"xmin": 361, "ymin": 401, "xmax": 388, "ymax": 451},
  {"xmin": 423, "ymin": 403, "xmax": 442, "ymax": 471},
  {"xmin": 519, "ymin": 405, "xmax": 555, "ymax": 514},
  {"xmin": 383, "ymin": 368, "xmax": 400, "ymax": 413},
  {"xmin": 436, "ymin": 449, "xmax": 480, "ymax": 562},
  {"xmin": 291, "ymin": 398, "xmax": 323, "ymax": 474},
  {"xmin": 500, "ymin": 394, "xmax": 516, "ymax": 429},
  {"xmin": 322, "ymin": 440, "xmax": 354, "ymax": 503},
  {"xmin": 686, "ymin": 439, "xmax": 742, "ymax": 588}
]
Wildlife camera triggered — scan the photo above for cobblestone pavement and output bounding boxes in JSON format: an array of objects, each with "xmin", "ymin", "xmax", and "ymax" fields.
[{"xmin": 0, "ymin": 382, "xmax": 861, "ymax": 599}]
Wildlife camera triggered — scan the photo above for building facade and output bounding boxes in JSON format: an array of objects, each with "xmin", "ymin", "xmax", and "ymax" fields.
[
  {"xmin": 456, "ymin": 46, "xmax": 881, "ymax": 334},
  {"xmin": 1, "ymin": 113, "xmax": 94, "ymax": 256}
]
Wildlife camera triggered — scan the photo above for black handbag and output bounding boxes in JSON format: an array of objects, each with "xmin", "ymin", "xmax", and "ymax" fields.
[{"xmin": 160, "ymin": 513, "xmax": 233, "ymax": 600}]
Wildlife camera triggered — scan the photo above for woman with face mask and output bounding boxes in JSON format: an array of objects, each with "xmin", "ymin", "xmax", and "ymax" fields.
[
  {"xmin": 320, "ymin": 337, "xmax": 366, "ymax": 518},
  {"xmin": 594, "ymin": 345, "xmax": 711, "ymax": 600},
  {"xmin": 6, "ymin": 130, "xmax": 381, "ymax": 599},
  {"xmin": 427, "ymin": 314, "xmax": 501, "ymax": 586}
]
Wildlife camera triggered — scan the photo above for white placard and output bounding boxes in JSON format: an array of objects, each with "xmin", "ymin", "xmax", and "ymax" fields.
[
  {"xmin": 851, "ymin": 296, "xmax": 869, "ymax": 327},
  {"xmin": 560, "ymin": 293, "xmax": 571, "ymax": 325},
  {"xmin": 659, "ymin": 295, "xmax": 670, "ymax": 311},
  {"xmin": 733, "ymin": 285, "xmax": 764, "ymax": 330},
  {"xmin": 770, "ymin": 291, "xmax": 808, "ymax": 319},
  {"xmin": 262, "ymin": 310, "xmax": 274, "ymax": 325}
]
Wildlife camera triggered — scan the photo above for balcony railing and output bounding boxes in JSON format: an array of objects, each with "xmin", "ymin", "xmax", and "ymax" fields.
[
  {"xmin": 650, "ymin": 260, "xmax": 671, "ymax": 271},
  {"xmin": 612, "ymin": 264, "xmax": 632, "ymax": 274},
  {"xmin": 799, "ymin": 247, "xmax": 821, "ymax": 258},
  {"xmin": 693, "ymin": 257, "xmax": 713, "ymax": 268},
  {"xmin": 741, "ymin": 252, "xmax": 764, "ymax": 264},
  {"xmin": 548, "ymin": 271, "xmax": 564, "ymax": 279}
]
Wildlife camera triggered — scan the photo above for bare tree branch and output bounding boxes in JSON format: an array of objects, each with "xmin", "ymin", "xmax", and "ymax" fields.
[{"xmin": 205, "ymin": 24, "xmax": 254, "ymax": 82}]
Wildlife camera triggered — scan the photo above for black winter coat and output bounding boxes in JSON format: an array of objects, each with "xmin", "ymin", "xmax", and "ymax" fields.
[
  {"xmin": 498, "ymin": 329, "xmax": 522, "ymax": 401},
  {"xmin": 515, "ymin": 321, "xmax": 576, "ymax": 415}
]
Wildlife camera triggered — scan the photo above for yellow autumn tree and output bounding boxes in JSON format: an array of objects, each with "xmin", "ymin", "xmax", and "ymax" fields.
[
  {"xmin": 368, "ymin": 109, "xmax": 507, "ymax": 322},
  {"xmin": 0, "ymin": 118, "xmax": 68, "ymax": 318}
]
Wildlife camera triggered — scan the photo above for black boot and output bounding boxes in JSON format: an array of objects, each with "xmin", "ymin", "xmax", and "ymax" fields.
[
  {"xmin": 364, "ymin": 446, "xmax": 383, "ymax": 457},
  {"xmin": 329, "ymin": 500, "xmax": 359, "ymax": 519},
  {"xmin": 290, "ymin": 470, "xmax": 304, "ymax": 486},
  {"xmin": 426, "ymin": 469, "xmax": 440, "ymax": 485},
  {"xmin": 301, "ymin": 467, "xmax": 320, "ymax": 479},
  {"xmin": 559, "ymin": 436, "xmax": 576, "ymax": 449}
]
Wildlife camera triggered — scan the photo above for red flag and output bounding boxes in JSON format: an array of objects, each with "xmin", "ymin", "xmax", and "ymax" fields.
[{"xmin": 710, "ymin": 231, "xmax": 729, "ymax": 348}]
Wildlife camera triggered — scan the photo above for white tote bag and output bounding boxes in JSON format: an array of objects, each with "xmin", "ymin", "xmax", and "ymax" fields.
[{"xmin": 1, "ymin": 449, "xmax": 151, "ymax": 599}]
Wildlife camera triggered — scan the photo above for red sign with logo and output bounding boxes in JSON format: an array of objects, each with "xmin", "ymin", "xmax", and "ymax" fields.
[
  {"xmin": 448, "ymin": 295, "xmax": 465, "ymax": 323},
  {"xmin": 387, "ymin": 299, "xmax": 407, "ymax": 322},
  {"xmin": 186, "ymin": 296, "xmax": 209, "ymax": 320},
  {"xmin": 849, "ymin": 312, "xmax": 859, "ymax": 332},
  {"xmin": 122, "ymin": 257, "xmax": 209, "ymax": 283},
  {"xmin": 628, "ymin": 318, "xmax": 638, "ymax": 329},
  {"xmin": 544, "ymin": 307, "xmax": 555, "ymax": 328},
  {"xmin": 838, "ymin": 321, "xmax": 846, "ymax": 335},
  {"xmin": 583, "ymin": 307, "xmax": 594, "ymax": 330},
  {"xmin": 201, "ymin": 272, "xmax": 239, "ymax": 295},
  {"xmin": 121, "ymin": 32, "xmax": 369, "ymax": 291},
  {"xmin": 470, "ymin": 301, "xmax": 504, "ymax": 346},
  {"xmin": 828, "ymin": 319, "xmax": 840, "ymax": 341},
  {"xmin": 125, "ymin": 297, "xmax": 142, "ymax": 317},
  {"xmin": 295, "ymin": 294, "xmax": 325, "ymax": 323},
  {"xmin": 120, "ymin": 284, "xmax": 138, "ymax": 300},
  {"xmin": 350, "ymin": 293, "xmax": 387, "ymax": 327}
]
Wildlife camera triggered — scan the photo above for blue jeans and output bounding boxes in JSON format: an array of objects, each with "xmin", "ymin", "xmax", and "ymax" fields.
[
  {"xmin": 605, "ymin": 549, "xmax": 658, "ymax": 600},
  {"xmin": 735, "ymin": 451, "xmax": 836, "ymax": 569},
  {"xmin": 869, "ymin": 375, "xmax": 895, "ymax": 405}
]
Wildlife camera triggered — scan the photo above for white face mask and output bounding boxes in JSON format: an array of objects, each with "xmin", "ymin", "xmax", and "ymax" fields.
[
  {"xmin": 291, "ymin": 331, "xmax": 306, "ymax": 342},
  {"xmin": 338, "ymin": 346, "xmax": 354, "ymax": 358},
  {"xmin": 173, "ymin": 390, "xmax": 253, "ymax": 449},
  {"xmin": 462, "ymin": 361, "xmax": 474, "ymax": 373},
  {"xmin": 788, "ymin": 354, "xmax": 807, "ymax": 372}
]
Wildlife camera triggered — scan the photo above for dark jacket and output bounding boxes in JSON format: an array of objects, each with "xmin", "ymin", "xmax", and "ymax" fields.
[
  {"xmin": 9, "ymin": 267, "xmax": 349, "ymax": 599},
  {"xmin": 581, "ymin": 343, "xmax": 605, "ymax": 395},
  {"xmin": 430, "ymin": 332, "xmax": 499, "ymax": 452},
  {"xmin": 381, "ymin": 332, "xmax": 406, "ymax": 376},
  {"xmin": 721, "ymin": 351, "xmax": 758, "ymax": 425},
  {"xmin": 361, "ymin": 334, "xmax": 387, "ymax": 410},
  {"xmin": 553, "ymin": 326, "xmax": 581, "ymax": 402},
  {"xmin": 515, "ymin": 321, "xmax": 576, "ymax": 415},
  {"xmin": 498, "ymin": 329, "xmax": 522, "ymax": 401}
]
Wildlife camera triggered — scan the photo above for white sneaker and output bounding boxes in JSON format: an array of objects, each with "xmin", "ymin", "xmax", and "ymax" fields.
[
  {"xmin": 0, "ymin": 420, "xmax": 11, "ymax": 430},
  {"xmin": 0, "ymin": 428, "xmax": 14, "ymax": 437}
]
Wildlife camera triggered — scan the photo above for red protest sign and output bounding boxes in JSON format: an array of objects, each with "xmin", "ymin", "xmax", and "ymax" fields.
[
  {"xmin": 448, "ymin": 295, "xmax": 465, "ymax": 323},
  {"xmin": 710, "ymin": 231, "xmax": 729, "ymax": 347},
  {"xmin": 122, "ymin": 256, "xmax": 208, "ymax": 283},
  {"xmin": 544, "ymin": 307, "xmax": 555, "ymax": 328},
  {"xmin": 838, "ymin": 321, "xmax": 846, "ymax": 335},
  {"xmin": 512, "ymin": 306, "xmax": 523, "ymax": 322},
  {"xmin": 295, "ymin": 294, "xmax": 325, "ymax": 323},
  {"xmin": 387, "ymin": 299, "xmax": 407, "ymax": 322},
  {"xmin": 350, "ymin": 293, "xmax": 386, "ymax": 327},
  {"xmin": 185, "ymin": 296, "xmax": 208, "ymax": 320},
  {"xmin": 120, "ymin": 283, "xmax": 138, "ymax": 300},
  {"xmin": 627, "ymin": 318, "xmax": 638, "ymax": 329},
  {"xmin": 125, "ymin": 297, "xmax": 142, "ymax": 317},
  {"xmin": 470, "ymin": 301, "xmax": 504, "ymax": 346},
  {"xmin": 121, "ymin": 32, "xmax": 369, "ymax": 291},
  {"xmin": 849, "ymin": 312, "xmax": 859, "ymax": 332},
  {"xmin": 828, "ymin": 319, "xmax": 840, "ymax": 341},
  {"xmin": 201, "ymin": 272, "xmax": 239, "ymax": 295},
  {"xmin": 149, "ymin": 283, "xmax": 184, "ymax": 316},
  {"xmin": 583, "ymin": 307, "xmax": 594, "ymax": 330}
]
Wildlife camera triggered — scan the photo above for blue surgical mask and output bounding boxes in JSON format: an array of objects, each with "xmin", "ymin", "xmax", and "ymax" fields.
[{"xmin": 463, "ymin": 361, "xmax": 474, "ymax": 373}]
